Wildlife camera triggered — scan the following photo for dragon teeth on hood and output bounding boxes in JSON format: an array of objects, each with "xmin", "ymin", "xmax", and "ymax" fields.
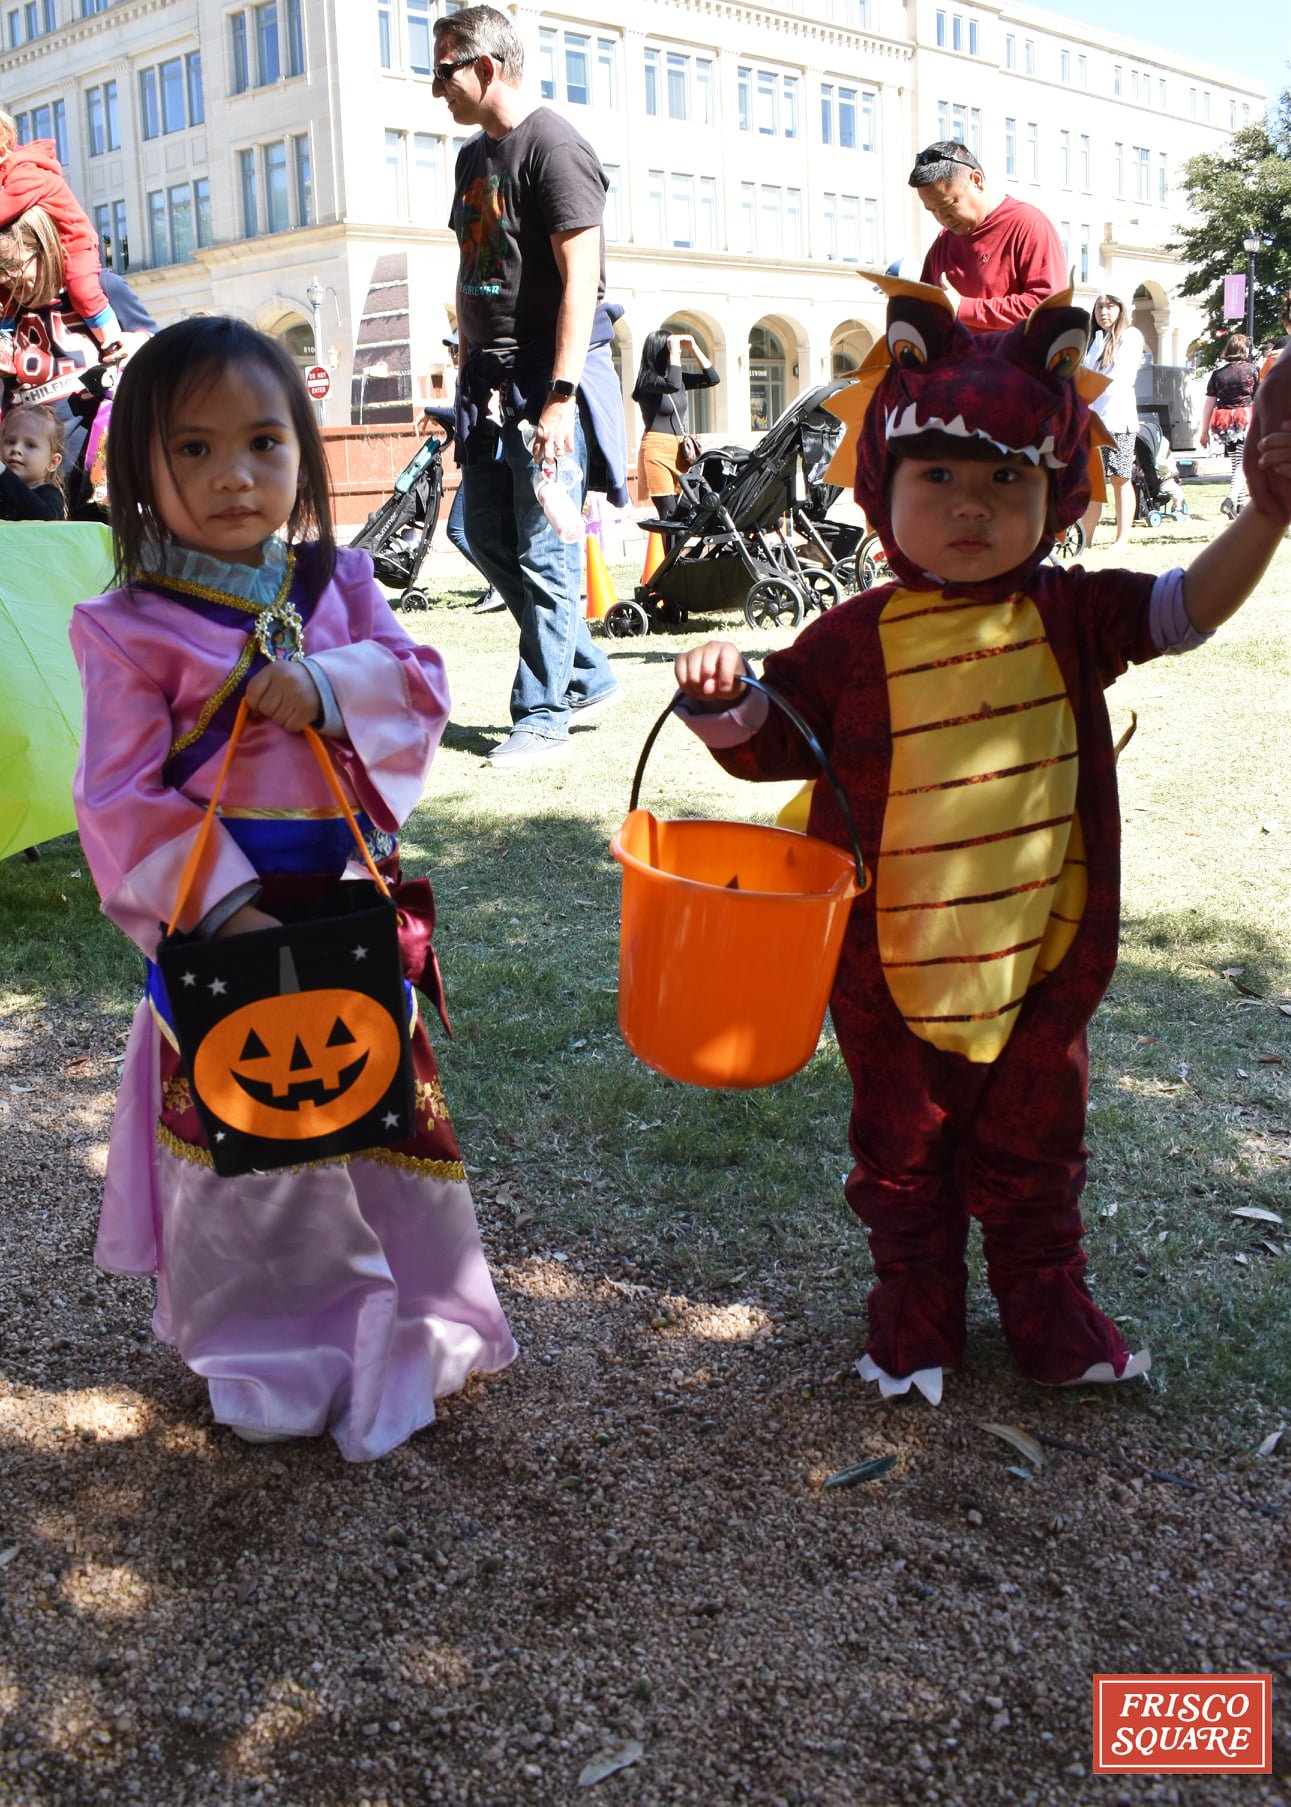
[{"xmin": 883, "ymin": 406, "xmax": 1070, "ymax": 471}]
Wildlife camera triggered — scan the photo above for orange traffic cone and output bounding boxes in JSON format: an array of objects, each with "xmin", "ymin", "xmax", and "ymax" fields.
[
  {"xmin": 585, "ymin": 533, "xmax": 616, "ymax": 620},
  {"xmin": 639, "ymin": 525, "xmax": 665, "ymax": 588}
]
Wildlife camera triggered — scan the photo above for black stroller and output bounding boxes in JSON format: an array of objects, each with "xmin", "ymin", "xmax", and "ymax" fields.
[
  {"xmin": 604, "ymin": 380, "xmax": 866, "ymax": 637},
  {"xmin": 349, "ymin": 434, "xmax": 444, "ymax": 608}
]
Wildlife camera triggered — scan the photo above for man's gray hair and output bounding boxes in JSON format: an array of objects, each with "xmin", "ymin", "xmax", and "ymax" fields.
[
  {"xmin": 433, "ymin": 5, "xmax": 524, "ymax": 81},
  {"xmin": 908, "ymin": 141, "xmax": 982, "ymax": 189}
]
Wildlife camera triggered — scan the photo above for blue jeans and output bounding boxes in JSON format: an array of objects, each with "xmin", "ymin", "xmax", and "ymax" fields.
[
  {"xmin": 443, "ymin": 478, "xmax": 479, "ymax": 569},
  {"xmin": 461, "ymin": 410, "xmax": 614, "ymax": 737}
]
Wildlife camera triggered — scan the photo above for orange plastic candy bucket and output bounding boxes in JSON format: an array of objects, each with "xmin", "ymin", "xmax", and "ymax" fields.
[{"xmin": 611, "ymin": 677, "xmax": 868, "ymax": 1089}]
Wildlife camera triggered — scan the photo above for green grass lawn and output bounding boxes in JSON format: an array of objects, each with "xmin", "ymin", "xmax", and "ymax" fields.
[{"xmin": 3, "ymin": 481, "xmax": 1288, "ymax": 1446}]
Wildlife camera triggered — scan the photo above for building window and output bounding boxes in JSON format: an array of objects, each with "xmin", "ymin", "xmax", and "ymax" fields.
[
  {"xmin": 1113, "ymin": 63, "xmax": 1122, "ymax": 96},
  {"xmin": 1059, "ymin": 219, "xmax": 1070, "ymax": 266},
  {"xmin": 935, "ymin": 9, "xmax": 945, "ymax": 45},
  {"xmin": 195, "ymin": 179, "xmax": 211, "ymax": 248},
  {"xmin": 1113, "ymin": 141, "xmax": 1123, "ymax": 196},
  {"xmin": 1133, "ymin": 143, "xmax": 1149, "ymax": 202},
  {"xmin": 239, "ymin": 146, "xmax": 258, "ymax": 234},
  {"xmin": 265, "ymin": 139, "xmax": 288, "ymax": 233},
  {"xmin": 1131, "ymin": 70, "xmax": 1139, "ymax": 104},
  {"xmin": 936, "ymin": 100, "xmax": 980, "ymax": 157},
  {"xmin": 951, "ymin": 15, "xmax": 960, "ymax": 50},
  {"xmin": 1060, "ymin": 48, "xmax": 1069, "ymax": 82},
  {"xmin": 160, "ymin": 58, "xmax": 185, "ymax": 132},
  {"xmin": 231, "ymin": 13, "xmax": 249, "ymax": 92},
  {"xmin": 256, "ymin": 3, "xmax": 280, "ymax": 84},
  {"xmin": 822, "ymin": 82, "xmax": 867, "ymax": 150},
  {"xmin": 147, "ymin": 190, "xmax": 167, "ymax": 265},
  {"xmin": 169, "ymin": 183, "xmax": 194, "ymax": 262},
  {"xmin": 1026, "ymin": 120, "xmax": 1037, "ymax": 180},
  {"xmin": 407, "ymin": 0, "xmax": 431, "ymax": 75},
  {"xmin": 1078, "ymin": 54, "xmax": 1087, "ymax": 86},
  {"xmin": 1158, "ymin": 151, "xmax": 1167, "ymax": 205},
  {"xmin": 378, "ymin": 0, "xmax": 391, "ymax": 68},
  {"xmin": 187, "ymin": 52, "xmax": 204, "ymax": 125},
  {"xmin": 737, "ymin": 65, "xmax": 799, "ymax": 139},
  {"xmin": 1189, "ymin": 86, "xmax": 1196, "ymax": 117},
  {"xmin": 383, "ymin": 128, "xmax": 407, "ymax": 219},
  {"xmin": 597, "ymin": 38, "xmax": 616, "ymax": 111},
  {"xmin": 1004, "ymin": 33, "xmax": 1014, "ymax": 68},
  {"xmin": 603, "ymin": 163, "xmax": 621, "ymax": 241},
  {"xmin": 138, "ymin": 68, "xmax": 159, "ymax": 139},
  {"xmin": 1202, "ymin": 89, "xmax": 1210, "ymax": 121},
  {"xmin": 1004, "ymin": 116, "xmax": 1015, "ymax": 177},
  {"xmin": 644, "ymin": 46, "xmax": 659, "ymax": 116},
  {"xmin": 968, "ymin": 20, "xmax": 977, "ymax": 55},
  {"xmin": 1158, "ymin": 77, "xmax": 1166, "ymax": 108},
  {"xmin": 1080, "ymin": 133, "xmax": 1090, "ymax": 191},
  {"xmin": 739, "ymin": 180, "xmax": 755, "ymax": 256},
  {"xmin": 1078, "ymin": 224, "xmax": 1089, "ymax": 284},
  {"xmin": 1059, "ymin": 128, "xmax": 1070, "ymax": 187},
  {"xmin": 642, "ymin": 47, "xmax": 711, "ymax": 125},
  {"xmin": 1023, "ymin": 39, "xmax": 1033, "ymax": 74},
  {"xmin": 85, "ymin": 82, "xmax": 118, "ymax": 156},
  {"xmin": 294, "ymin": 133, "xmax": 313, "ymax": 226}
]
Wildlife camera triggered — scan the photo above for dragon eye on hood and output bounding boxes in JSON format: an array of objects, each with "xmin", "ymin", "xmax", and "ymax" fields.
[
  {"xmin": 888, "ymin": 321, "xmax": 929, "ymax": 369},
  {"xmin": 1046, "ymin": 327, "xmax": 1088, "ymax": 380}
]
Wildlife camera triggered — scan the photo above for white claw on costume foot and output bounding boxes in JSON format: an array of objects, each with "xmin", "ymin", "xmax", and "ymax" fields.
[
  {"xmin": 1057, "ymin": 1348, "xmax": 1151, "ymax": 1387},
  {"xmin": 229, "ymin": 1426, "xmax": 297, "ymax": 1443},
  {"xmin": 855, "ymin": 1354, "xmax": 944, "ymax": 1404}
]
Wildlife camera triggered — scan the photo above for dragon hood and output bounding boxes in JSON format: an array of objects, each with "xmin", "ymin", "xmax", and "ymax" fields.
[{"xmin": 826, "ymin": 276, "xmax": 1113, "ymax": 597}]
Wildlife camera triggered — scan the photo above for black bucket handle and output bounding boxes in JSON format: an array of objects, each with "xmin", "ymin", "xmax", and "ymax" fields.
[{"xmin": 627, "ymin": 673, "xmax": 870, "ymax": 895}]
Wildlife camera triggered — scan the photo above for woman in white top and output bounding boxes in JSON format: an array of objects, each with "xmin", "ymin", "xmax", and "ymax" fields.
[{"xmin": 1079, "ymin": 294, "xmax": 1145, "ymax": 548}]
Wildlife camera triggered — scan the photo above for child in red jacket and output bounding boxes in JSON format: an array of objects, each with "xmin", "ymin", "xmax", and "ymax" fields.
[{"xmin": 0, "ymin": 109, "xmax": 121, "ymax": 352}]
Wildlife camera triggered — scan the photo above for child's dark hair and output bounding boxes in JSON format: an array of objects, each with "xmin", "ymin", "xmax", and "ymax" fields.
[{"xmin": 106, "ymin": 316, "xmax": 335, "ymax": 586}]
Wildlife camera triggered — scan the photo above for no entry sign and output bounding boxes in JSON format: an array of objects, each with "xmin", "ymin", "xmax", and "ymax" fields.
[{"xmin": 305, "ymin": 364, "xmax": 331, "ymax": 399}]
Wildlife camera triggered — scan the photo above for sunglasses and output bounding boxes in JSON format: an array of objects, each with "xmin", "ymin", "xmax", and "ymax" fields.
[
  {"xmin": 914, "ymin": 147, "xmax": 980, "ymax": 173},
  {"xmin": 432, "ymin": 54, "xmax": 481, "ymax": 85}
]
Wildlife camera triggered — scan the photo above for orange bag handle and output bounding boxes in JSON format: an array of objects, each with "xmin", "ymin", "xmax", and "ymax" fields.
[{"xmin": 169, "ymin": 697, "xmax": 391, "ymax": 933}]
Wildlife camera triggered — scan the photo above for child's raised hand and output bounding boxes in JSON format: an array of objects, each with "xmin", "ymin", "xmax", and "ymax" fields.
[
  {"xmin": 246, "ymin": 660, "xmax": 322, "ymax": 733},
  {"xmin": 674, "ymin": 640, "xmax": 747, "ymax": 710}
]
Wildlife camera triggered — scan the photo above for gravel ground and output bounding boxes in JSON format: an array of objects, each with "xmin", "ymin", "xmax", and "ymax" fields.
[{"xmin": 1, "ymin": 1007, "xmax": 1288, "ymax": 1807}]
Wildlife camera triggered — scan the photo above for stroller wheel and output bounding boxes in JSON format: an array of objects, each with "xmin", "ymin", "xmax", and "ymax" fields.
[
  {"xmin": 1146, "ymin": 509, "xmax": 1163, "ymax": 529},
  {"xmin": 854, "ymin": 532, "xmax": 894, "ymax": 591},
  {"xmin": 801, "ymin": 568, "xmax": 845, "ymax": 612},
  {"xmin": 603, "ymin": 600, "xmax": 651, "ymax": 639},
  {"xmin": 743, "ymin": 578, "xmax": 805, "ymax": 632},
  {"xmin": 399, "ymin": 587, "xmax": 431, "ymax": 611},
  {"xmin": 830, "ymin": 557, "xmax": 858, "ymax": 592},
  {"xmin": 1048, "ymin": 519, "xmax": 1085, "ymax": 563}
]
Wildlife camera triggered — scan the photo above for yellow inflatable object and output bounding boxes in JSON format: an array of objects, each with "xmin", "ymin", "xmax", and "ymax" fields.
[{"xmin": 0, "ymin": 522, "xmax": 114, "ymax": 859}]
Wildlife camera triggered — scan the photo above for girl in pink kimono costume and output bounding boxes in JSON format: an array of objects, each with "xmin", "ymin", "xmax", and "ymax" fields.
[{"xmin": 69, "ymin": 319, "xmax": 516, "ymax": 1460}]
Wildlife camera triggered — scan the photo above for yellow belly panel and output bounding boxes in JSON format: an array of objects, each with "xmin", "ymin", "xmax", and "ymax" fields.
[{"xmin": 877, "ymin": 589, "xmax": 1082, "ymax": 1062}]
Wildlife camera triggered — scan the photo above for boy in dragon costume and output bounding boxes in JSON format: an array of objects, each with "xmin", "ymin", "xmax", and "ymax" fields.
[{"xmin": 674, "ymin": 279, "xmax": 1291, "ymax": 1399}]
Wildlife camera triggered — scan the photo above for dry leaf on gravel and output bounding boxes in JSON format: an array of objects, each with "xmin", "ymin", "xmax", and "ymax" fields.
[
  {"xmin": 822, "ymin": 1453, "xmax": 898, "ymax": 1488},
  {"xmin": 1256, "ymin": 1428, "xmax": 1286, "ymax": 1459},
  {"xmin": 1232, "ymin": 1207, "xmax": 1284, "ymax": 1225},
  {"xmin": 978, "ymin": 1423, "xmax": 1046, "ymax": 1470},
  {"xmin": 578, "ymin": 1740, "xmax": 644, "ymax": 1787}
]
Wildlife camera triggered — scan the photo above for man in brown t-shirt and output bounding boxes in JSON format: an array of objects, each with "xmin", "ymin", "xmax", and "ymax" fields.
[{"xmin": 910, "ymin": 141, "xmax": 1066, "ymax": 333}]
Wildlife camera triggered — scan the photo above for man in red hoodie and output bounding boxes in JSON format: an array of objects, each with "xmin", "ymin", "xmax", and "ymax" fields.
[{"xmin": 911, "ymin": 141, "xmax": 1065, "ymax": 333}]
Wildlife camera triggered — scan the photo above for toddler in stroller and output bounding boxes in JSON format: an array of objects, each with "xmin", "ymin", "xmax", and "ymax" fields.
[{"xmin": 1131, "ymin": 416, "xmax": 1189, "ymax": 527}]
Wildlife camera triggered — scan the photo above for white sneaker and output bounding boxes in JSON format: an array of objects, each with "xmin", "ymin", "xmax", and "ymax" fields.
[{"xmin": 485, "ymin": 727, "xmax": 571, "ymax": 770}]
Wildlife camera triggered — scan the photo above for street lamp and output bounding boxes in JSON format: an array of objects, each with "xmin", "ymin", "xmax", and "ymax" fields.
[
  {"xmin": 1242, "ymin": 233, "xmax": 1260, "ymax": 344},
  {"xmin": 305, "ymin": 275, "xmax": 325, "ymax": 423}
]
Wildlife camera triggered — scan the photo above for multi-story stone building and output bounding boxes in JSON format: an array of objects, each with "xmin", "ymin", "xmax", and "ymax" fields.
[{"xmin": 0, "ymin": 0, "xmax": 1263, "ymax": 448}]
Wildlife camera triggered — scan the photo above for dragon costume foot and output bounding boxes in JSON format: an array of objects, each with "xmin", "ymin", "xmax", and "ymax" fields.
[
  {"xmin": 991, "ymin": 1264, "xmax": 1145, "ymax": 1387},
  {"xmin": 861, "ymin": 1264, "xmax": 966, "ymax": 1389}
]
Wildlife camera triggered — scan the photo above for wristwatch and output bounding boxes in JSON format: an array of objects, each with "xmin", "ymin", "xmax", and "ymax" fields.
[{"xmin": 547, "ymin": 378, "xmax": 577, "ymax": 401}]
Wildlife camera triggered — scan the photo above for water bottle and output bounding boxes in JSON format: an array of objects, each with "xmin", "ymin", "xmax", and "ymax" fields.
[{"xmin": 520, "ymin": 421, "xmax": 584, "ymax": 542}]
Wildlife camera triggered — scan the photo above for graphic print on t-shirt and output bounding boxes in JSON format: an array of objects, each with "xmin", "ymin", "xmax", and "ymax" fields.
[{"xmin": 457, "ymin": 173, "xmax": 511, "ymax": 299}]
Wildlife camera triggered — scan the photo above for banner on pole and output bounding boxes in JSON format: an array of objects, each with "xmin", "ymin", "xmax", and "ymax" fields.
[{"xmin": 1223, "ymin": 273, "xmax": 1246, "ymax": 321}]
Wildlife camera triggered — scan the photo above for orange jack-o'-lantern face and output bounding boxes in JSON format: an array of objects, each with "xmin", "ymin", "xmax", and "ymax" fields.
[{"xmin": 192, "ymin": 989, "xmax": 402, "ymax": 1140}]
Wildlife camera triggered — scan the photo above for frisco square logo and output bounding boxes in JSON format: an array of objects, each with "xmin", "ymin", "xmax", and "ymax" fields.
[{"xmin": 1093, "ymin": 1675, "xmax": 1273, "ymax": 1774}]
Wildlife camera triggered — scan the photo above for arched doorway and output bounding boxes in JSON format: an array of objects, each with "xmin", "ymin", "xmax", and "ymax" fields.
[
  {"xmin": 830, "ymin": 321, "xmax": 874, "ymax": 378},
  {"xmin": 282, "ymin": 320, "xmax": 314, "ymax": 374},
  {"xmin": 1132, "ymin": 284, "xmax": 1162, "ymax": 363},
  {"xmin": 748, "ymin": 323, "xmax": 785, "ymax": 431}
]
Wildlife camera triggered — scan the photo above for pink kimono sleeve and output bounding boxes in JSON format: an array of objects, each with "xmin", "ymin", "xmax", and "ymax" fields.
[
  {"xmin": 305, "ymin": 549, "xmax": 451, "ymax": 831},
  {"xmin": 70, "ymin": 604, "xmax": 259, "ymax": 956}
]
